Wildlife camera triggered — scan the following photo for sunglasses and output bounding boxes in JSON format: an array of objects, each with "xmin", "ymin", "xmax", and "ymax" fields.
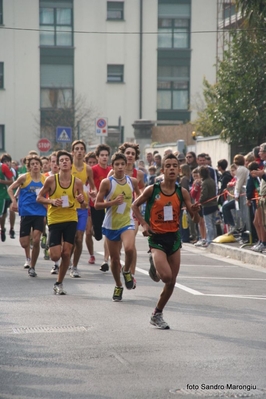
[{"xmin": 186, "ymin": 155, "xmax": 193, "ymax": 158}]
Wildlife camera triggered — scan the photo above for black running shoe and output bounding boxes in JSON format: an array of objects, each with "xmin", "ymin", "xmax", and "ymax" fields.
[
  {"xmin": 9, "ymin": 229, "xmax": 15, "ymax": 239},
  {"xmin": 100, "ymin": 262, "xmax": 109, "ymax": 272},
  {"xmin": 148, "ymin": 254, "xmax": 160, "ymax": 282},
  {"xmin": 122, "ymin": 267, "xmax": 134, "ymax": 289},
  {"xmin": 112, "ymin": 286, "xmax": 123, "ymax": 302},
  {"xmin": 1, "ymin": 228, "xmax": 6, "ymax": 242}
]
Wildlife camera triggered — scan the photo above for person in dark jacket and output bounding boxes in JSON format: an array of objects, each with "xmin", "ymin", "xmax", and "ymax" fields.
[
  {"xmin": 198, "ymin": 166, "xmax": 218, "ymax": 246},
  {"xmin": 217, "ymin": 159, "xmax": 232, "ymax": 206}
]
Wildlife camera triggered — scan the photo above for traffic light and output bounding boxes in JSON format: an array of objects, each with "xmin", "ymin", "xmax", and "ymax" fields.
[{"xmin": 192, "ymin": 131, "xmax": 197, "ymax": 141}]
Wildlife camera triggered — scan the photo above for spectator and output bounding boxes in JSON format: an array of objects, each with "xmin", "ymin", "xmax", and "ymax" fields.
[
  {"xmin": 185, "ymin": 151, "xmax": 198, "ymax": 172},
  {"xmin": 217, "ymin": 159, "xmax": 232, "ymax": 206},
  {"xmin": 154, "ymin": 153, "xmax": 162, "ymax": 176},
  {"xmin": 148, "ymin": 166, "xmax": 157, "ymax": 185},
  {"xmin": 177, "ymin": 153, "xmax": 186, "ymax": 166},
  {"xmin": 146, "ymin": 152, "xmax": 155, "ymax": 167},
  {"xmin": 250, "ymin": 143, "xmax": 266, "ymax": 252},
  {"xmin": 244, "ymin": 152, "xmax": 255, "ymax": 168},
  {"xmin": 246, "ymin": 161, "xmax": 260, "ymax": 247},
  {"xmin": 179, "ymin": 164, "xmax": 192, "ymax": 243},
  {"xmin": 199, "ymin": 166, "xmax": 218, "ymax": 246},
  {"xmin": 190, "ymin": 168, "xmax": 207, "ymax": 246},
  {"xmin": 137, "ymin": 160, "xmax": 148, "ymax": 186}
]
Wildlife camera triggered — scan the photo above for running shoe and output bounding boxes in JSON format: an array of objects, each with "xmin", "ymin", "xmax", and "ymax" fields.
[
  {"xmin": 9, "ymin": 229, "xmax": 15, "ymax": 239},
  {"xmin": 88, "ymin": 255, "xmax": 95, "ymax": 264},
  {"xmin": 253, "ymin": 243, "xmax": 266, "ymax": 253},
  {"xmin": 251, "ymin": 242, "xmax": 260, "ymax": 251},
  {"xmin": 43, "ymin": 250, "xmax": 50, "ymax": 260},
  {"xmin": 53, "ymin": 283, "xmax": 66, "ymax": 295},
  {"xmin": 51, "ymin": 264, "xmax": 59, "ymax": 275},
  {"xmin": 41, "ymin": 234, "xmax": 47, "ymax": 249},
  {"xmin": 194, "ymin": 239, "xmax": 203, "ymax": 246},
  {"xmin": 112, "ymin": 286, "xmax": 123, "ymax": 302},
  {"xmin": 148, "ymin": 254, "xmax": 160, "ymax": 282},
  {"xmin": 122, "ymin": 266, "xmax": 134, "ymax": 289},
  {"xmin": 150, "ymin": 313, "xmax": 170, "ymax": 330},
  {"xmin": 70, "ymin": 267, "xmax": 80, "ymax": 278},
  {"xmin": 132, "ymin": 276, "xmax": 137, "ymax": 289},
  {"xmin": 100, "ymin": 262, "xmax": 109, "ymax": 272},
  {"xmin": 23, "ymin": 258, "xmax": 31, "ymax": 269},
  {"xmin": 28, "ymin": 268, "xmax": 37, "ymax": 277},
  {"xmin": 1, "ymin": 228, "xmax": 6, "ymax": 242}
]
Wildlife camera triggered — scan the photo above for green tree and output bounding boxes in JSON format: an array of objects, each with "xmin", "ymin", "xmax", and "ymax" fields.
[
  {"xmin": 235, "ymin": 0, "xmax": 266, "ymax": 26},
  {"xmin": 195, "ymin": 21, "xmax": 266, "ymax": 148}
]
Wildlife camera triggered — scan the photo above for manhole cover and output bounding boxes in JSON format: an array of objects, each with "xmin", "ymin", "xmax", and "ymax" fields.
[
  {"xmin": 170, "ymin": 386, "xmax": 266, "ymax": 397},
  {"xmin": 12, "ymin": 325, "xmax": 90, "ymax": 334}
]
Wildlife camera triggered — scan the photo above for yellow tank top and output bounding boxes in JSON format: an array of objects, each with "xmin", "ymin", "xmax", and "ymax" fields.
[
  {"xmin": 71, "ymin": 163, "xmax": 89, "ymax": 207},
  {"xmin": 47, "ymin": 174, "xmax": 77, "ymax": 225}
]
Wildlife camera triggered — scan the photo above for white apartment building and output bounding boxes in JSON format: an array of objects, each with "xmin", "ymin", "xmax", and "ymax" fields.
[{"xmin": 0, "ymin": 0, "xmax": 219, "ymax": 161}]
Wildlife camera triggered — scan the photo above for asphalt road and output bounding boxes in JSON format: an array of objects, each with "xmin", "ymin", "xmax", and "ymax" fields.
[{"xmin": 1, "ymin": 223, "xmax": 266, "ymax": 399}]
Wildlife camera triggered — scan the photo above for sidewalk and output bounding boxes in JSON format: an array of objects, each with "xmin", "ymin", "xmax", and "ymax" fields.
[{"xmin": 183, "ymin": 240, "xmax": 266, "ymax": 269}]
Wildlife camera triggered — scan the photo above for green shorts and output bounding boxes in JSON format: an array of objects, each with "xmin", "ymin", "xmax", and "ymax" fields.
[{"xmin": 148, "ymin": 231, "xmax": 181, "ymax": 256}]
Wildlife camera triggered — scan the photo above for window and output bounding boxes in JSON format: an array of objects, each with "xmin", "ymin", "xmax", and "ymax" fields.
[
  {"xmin": 107, "ymin": 1, "xmax": 124, "ymax": 20},
  {"xmin": 157, "ymin": 66, "xmax": 189, "ymax": 110},
  {"xmin": 223, "ymin": 4, "xmax": 236, "ymax": 20},
  {"xmin": 40, "ymin": 7, "xmax": 73, "ymax": 46},
  {"xmin": 158, "ymin": 18, "xmax": 189, "ymax": 49},
  {"xmin": 107, "ymin": 65, "xmax": 124, "ymax": 83},
  {"xmin": 0, "ymin": 63, "xmax": 3, "ymax": 88},
  {"xmin": 0, "ymin": 125, "xmax": 4, "ymax": 151},
  {"xmin": 40, "ymin": 64, "xmax": 73, "ymax": 108},
  {"xmin": 0, "ymin": 0, "xmax": 3, "ymax": 25},
  {"xmin": 158, "ymin": 3, "xmax": 190, "ymax": 49}
]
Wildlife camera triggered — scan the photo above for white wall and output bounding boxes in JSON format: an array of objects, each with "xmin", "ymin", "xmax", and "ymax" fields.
[
  {"xmin": 0, "ymin": 0, "xmax": 40, "ymax": 161},
  {"xmin": 74, "ymin": 0, "xmax": 157, "ymax": 144},
  {"xmin": 190, "ymin": 0, "xmax": 217, "ymax": 122}
]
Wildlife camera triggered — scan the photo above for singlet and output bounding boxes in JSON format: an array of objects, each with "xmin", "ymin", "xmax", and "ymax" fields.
[
  {"xmin": 18, "ymin": 173, "xmax": 47, "ymax": 217},
  {"xmin": 90, "ymin": 164, "xmax": 112, "ymax": 207},
  {"xmin": 0, "ymin": 163, "xmax": 14, "ymax": 200},
  {"xmin": 71, "ymin": 162, "xmax": 89, "ymax": 208},
  {"xmin": 145, "ymin": 182, "xmax": 183, "ymax": 234},
  {"xmin": 47, "ymin": 174, "xmax": 77, "ymax": 225},
  {"xmin": 102, "ymin": 176, "xmax": 135, "ymax": 230}
]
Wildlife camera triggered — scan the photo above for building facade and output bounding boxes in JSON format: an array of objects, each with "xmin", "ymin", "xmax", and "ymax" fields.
[{"xmin": 0, "ymin": 0, "xmax": 218, "ymax": 161}]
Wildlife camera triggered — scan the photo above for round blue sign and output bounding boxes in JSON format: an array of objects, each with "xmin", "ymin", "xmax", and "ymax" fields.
[{"xmin": 97, "ymin": 119, "xmax": 106, "ymax": 128}]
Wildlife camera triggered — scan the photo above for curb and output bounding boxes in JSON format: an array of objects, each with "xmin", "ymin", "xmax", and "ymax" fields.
[{"xmin": 185, "ymin": 242, "xmax": 266, "ymax": 269}]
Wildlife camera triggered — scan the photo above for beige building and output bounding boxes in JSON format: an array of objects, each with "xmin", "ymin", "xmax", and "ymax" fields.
[{"xmin": 0, "ymin": 0, "xmax": 222, "ymax": 161}]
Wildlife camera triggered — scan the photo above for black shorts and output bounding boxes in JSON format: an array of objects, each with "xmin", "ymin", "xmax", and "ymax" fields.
[
  {"xmin": 90, "ymin": 207, "xmax": 105, "ymax": 241},
  {"xmin": 20, "ymin": 216, "xmax": 45, "ymax": 238},
  {"xmin": 148, "ymin": 231, "xmax": 182, "ymax": 256},
  {"xmin": 48, "ymin": 221, "xmax": 77, "ymax": 247}
]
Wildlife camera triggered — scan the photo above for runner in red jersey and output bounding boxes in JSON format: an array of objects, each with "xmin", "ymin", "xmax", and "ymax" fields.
[{"xmin": 90, "ymin": 144, "xmax": 112, "ymax": 272}]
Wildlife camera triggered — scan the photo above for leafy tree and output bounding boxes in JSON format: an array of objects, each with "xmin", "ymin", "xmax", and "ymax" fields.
[
  {"xmin": 195, "ymin": 6, "xmax": 266, "ymax": 149},
  {"xmin": 235, "ymin": 0, "xmax": 266, "ymax": 27}
]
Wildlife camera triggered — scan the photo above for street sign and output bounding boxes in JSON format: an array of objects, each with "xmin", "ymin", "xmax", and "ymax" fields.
[
  {"xmin": 37, "ymin": 138, "xmax": 51, "ymax": 153},
  {"xmin": 95, "ymin": 117, "xmax": 108, "ymax": 137},
  {"xmin": 56, "ymin": 126, "xmax": 72, "ymax": 143}
]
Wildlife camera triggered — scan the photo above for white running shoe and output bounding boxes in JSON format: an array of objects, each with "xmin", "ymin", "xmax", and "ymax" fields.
[
  {"xmin": 70, "ymin": 267, "xmax": 80, "ymax": 278},
  {"xmin": 24, "ymin": 258, "xmax": 31, "ymax": 269},
  {"xmin": 53, "ymin": 283, "xmax": 66, "ymax": 295}
]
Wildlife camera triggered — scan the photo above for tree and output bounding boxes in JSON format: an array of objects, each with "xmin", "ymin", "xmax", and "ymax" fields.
[
  {"xmin": 38, "ymin": 92, "xmax": 98, "ymax": 152},
  {"xmin": 235, "ymin": 0, "xmax": 266, "ymax": 27},
  {"xmin": 194, "ymin": 8, "xmax": 266, "ymax": 150}
]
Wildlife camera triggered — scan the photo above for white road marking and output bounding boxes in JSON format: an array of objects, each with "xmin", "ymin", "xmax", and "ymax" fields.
[{"xmin": 96, "ymin": 252, "xmax": 266, "ymax": 300}]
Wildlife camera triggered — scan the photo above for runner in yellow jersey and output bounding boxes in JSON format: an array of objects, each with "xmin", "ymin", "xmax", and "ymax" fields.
[
  {"xmin": 95, "ymin": 152, "xmax": 140, "ymax": 302},
  {"xmin": 70, "ymin": 140, "xmax": 96, "ymax": 278},
  {"xmin": 37, "ymin": 150, "xmax": 84, "ymax": 295}
]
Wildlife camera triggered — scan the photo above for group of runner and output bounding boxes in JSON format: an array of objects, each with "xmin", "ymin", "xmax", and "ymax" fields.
[{"xmin": 1, "ymin": 141, "xmax": 201, "ymax": 329}]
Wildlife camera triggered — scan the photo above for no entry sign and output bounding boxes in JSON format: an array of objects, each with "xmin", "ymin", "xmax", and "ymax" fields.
[{"xmin": 37, "ymin": 138, "xmax": 51, "ymax": 152}]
